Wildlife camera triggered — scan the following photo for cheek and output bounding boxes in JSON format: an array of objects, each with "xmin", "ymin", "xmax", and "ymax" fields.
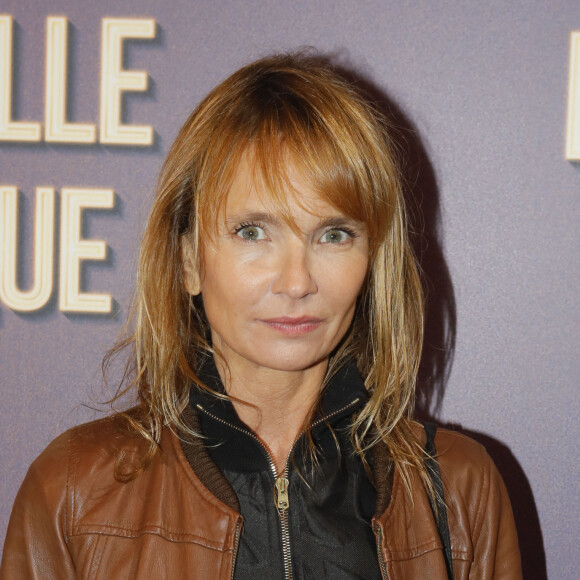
[
  {"xmin": 201, "ymin": 254, "xmax": 267, "ymax": 313},
  {"xmin": 200, "ymin": 256, "xmax": 231, "ymax": 320},
  {"xmin": 322, "ymin": 255, "xmax": 369, "ymax": 306}
]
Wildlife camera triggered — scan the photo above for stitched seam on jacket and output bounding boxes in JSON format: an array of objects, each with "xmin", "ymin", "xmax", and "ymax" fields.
[
  {"xmin": 73, "ymin": 520, "xmax": 228, "ymax": 540},
  {"xmin": 450, "ymin": 548, "xmax": 472, "ymax": 561},
  {"xmin": 387, "ymin": 539, "xmax": 448, "ymax": 560},
  {"xmin": 65, "ymin": 431, "xmax": 71, "ymax": 541},
  {"xmin": 87, "ymin": 533, "xmax": 107, "ymax": 578},
  {"xmin": 388, "ymin": 546, "xmax": 472, "ymax": 563},
  {"xmin": 70, "ymin": 527, "xmax": 232, "ymax": 551},
  {"xmin": 387, "ymin": 538, "xmax": 473, "ymax": 561},
  {"xmin": 67, "ymin": 429, "xmax": 80, "ymax": 542},
  {"xmin": 471, "ymin": 445, "xmax": 490, "ymax": 546}
]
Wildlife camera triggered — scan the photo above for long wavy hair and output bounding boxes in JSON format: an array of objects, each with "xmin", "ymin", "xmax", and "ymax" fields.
[{"xmin": 107, "ymin": 51, "xmax": 426, "ymax": 493}]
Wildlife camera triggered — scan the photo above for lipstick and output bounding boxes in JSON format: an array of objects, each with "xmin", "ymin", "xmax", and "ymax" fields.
[{"xmin": 260, "ymin": 316, "xmax": 322, "ymax": 336}]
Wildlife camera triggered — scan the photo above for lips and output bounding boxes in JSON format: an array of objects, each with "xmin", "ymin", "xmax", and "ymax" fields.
[{"xmin": 260, "ymin": 316, "xmax": 323, "ymax": 336}]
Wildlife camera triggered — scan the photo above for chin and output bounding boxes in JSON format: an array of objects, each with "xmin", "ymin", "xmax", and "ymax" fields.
[{"xmin": 246, "ymin": 349, "xmax": 329, "ymax": 374}]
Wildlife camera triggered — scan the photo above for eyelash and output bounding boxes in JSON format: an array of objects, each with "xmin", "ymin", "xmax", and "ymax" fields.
[
  {"xmin": 328, "ymin": 226, "xmax": 359, "ymax": 238},
  {"xmin": 233, "ymin": 222, "xmax": 267, "ymax": 240},
  {"xmin": 232, "ymin": 222, "xmax": 360, "ymax": 242},
  {"xmin": 234, "ymin": 221, "xmax": 265, "ymax": 231}
]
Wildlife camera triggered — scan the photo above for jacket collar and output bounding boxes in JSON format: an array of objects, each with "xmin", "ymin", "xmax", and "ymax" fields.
[
  {"xmin": 188, "ymin": 356, "xmax": 368, "ymax": 474},
  {"xmin": 189, "ymin": 355, "xmax": 367, "ymax": 423}
]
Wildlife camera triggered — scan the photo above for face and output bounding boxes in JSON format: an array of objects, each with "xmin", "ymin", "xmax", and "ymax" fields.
[{"xmin": 183, "ymin": 156, "xmax": 369, "ymax": 377}]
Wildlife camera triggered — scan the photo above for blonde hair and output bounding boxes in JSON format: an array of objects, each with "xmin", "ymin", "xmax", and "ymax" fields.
[{"xmin": 107, "ymin": 51, "xmax": 426, "ymax": 492}]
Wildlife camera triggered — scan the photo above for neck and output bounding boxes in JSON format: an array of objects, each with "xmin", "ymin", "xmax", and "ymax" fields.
[{"xmin": 213, "ymin": 355, "xmax": 327, "ymax": 473}]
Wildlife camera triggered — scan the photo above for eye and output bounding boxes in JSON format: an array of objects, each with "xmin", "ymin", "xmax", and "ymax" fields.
[
  {"xmin": 320, "ymin": 228, "xmax": 355, "ymax": 244},
  {"xmin": 235, "ymin": 223, "xmax": 267, "ymax": 241}
]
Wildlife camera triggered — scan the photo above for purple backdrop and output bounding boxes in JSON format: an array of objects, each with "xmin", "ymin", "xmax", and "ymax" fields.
[{"xmin": 1, "ymin": 2, "xmax": 579, "ymax": 579}]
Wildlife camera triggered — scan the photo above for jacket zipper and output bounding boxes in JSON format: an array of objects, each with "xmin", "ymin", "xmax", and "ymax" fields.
[
  {"xmin": 197, "ymin": 396, "xmax": 360, "ymax": 580},
  {"xmin": 230, "ymin": 519, "xmax": 243, "ymax": 580},
  {"xmin": 373, "ymin": 523, "xmax": 389, "ymax": 580},
  {"xmin": 274, "ymin": 470, "xmax": 292, "ymax": 579}
]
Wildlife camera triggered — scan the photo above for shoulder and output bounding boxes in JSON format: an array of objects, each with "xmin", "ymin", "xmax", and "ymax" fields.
[
  {"xmin": 10, "ymin": 414, "xmax": 191, "ymax": 541},
  {"xmin": 14, "ymin": 415, "xmax": 143, "ymax": 510},
  {"xmin": 432, "ymin": 426, "xmax": 495, "ymax": 479},
  {"xmin": 409, "ymin": 423, "xmax": 511, "ymax": 530},
  {"xmin": 1, "ymin": 414, "xmax": 148, "ymax": 574},
  {"xmin": 20, "ymin": 412, "xmax": 236, "ymax": 534},
  {"xmin": 14, "ymin": 413, "xmax": 152, "ymax": 534},
  {"xmin": 411, "ymin": 422, "xmax": 496, "ymax": 481},
  {"xmin": 433, "ymin": 427, "xmax": 522, "ymax": 577},
  {"xmin": 418, "ymin": 425, "xmax": 520, "ymax": 562},
  {"xmin": 377, "ymin": 423, "xmax": 521, "ymax": 577},
  {"xmin": 27, "ymin": 413, "xmax": 145, "ymax": 486},
  {"xmin": 2, "ymin": 415, "xmax": 242, "ymax": 578}
]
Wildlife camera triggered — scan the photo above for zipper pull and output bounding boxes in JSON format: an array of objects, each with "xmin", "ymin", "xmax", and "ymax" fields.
[{"xmin": 275, "ymin": 477, "xmax": 290, "ymax": 510}]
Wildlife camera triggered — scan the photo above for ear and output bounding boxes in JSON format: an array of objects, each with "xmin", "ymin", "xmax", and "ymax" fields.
[{"xmin": 181, "ymin": 240, "xmax": 202, "ymax": 296}]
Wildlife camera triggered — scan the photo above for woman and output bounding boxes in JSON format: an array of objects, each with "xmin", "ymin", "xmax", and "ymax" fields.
[{"xmin": 0, "ymin": 53, "xmax": 521, "ymax": 579}]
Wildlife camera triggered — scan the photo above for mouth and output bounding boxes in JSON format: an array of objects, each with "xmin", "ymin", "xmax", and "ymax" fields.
[{"xmin": 260, "ymin": 316, "xmax": 323, "ymax": 336}]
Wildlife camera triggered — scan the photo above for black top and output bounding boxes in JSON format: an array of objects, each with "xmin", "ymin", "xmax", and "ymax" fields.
[{"xmin": 189, "ymin": 359, "xmax": 381, "ymax": 580}]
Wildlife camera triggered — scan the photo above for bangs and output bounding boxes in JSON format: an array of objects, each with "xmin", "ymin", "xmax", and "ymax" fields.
[{"xmin": 193, "ymin": 75, "xmax": 398, "ymax": 246}]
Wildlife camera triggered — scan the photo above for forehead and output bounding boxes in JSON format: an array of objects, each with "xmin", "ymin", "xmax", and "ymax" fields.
[{"xmin": 221, "ymin": 151, "xmax": 347, "ymax": 224}]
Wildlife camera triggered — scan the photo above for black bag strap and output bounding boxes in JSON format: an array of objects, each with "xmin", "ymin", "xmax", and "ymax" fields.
[{"xmin": 423, "ymin": 422, "xmax": 454, "ymax": 580}]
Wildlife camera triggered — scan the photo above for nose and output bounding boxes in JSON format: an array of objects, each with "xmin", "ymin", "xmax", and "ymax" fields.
[{"xmin": 271, "ymin": 241, "xmax": 318, "ymax": 299}]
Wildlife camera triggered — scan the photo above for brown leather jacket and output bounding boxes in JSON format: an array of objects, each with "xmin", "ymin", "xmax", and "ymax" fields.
[{"xmin": 0, "ymin": 413, "xmax": 522, "ymax": 579}]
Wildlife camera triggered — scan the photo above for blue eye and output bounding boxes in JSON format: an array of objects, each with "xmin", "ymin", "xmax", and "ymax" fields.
[
  {"xmin": 320, "ymin": 228, "xmax": 351, "ymax": 244},
  {"xmin": 235, "ymin": 224, "xmax": 266, "ymax": 241}
]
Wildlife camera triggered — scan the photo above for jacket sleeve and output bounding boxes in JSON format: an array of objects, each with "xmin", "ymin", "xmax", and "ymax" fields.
[
  {"xmin": 0, "ymin": 432, "xmax": 77, "ymax": 579},
  {"xmin": 437, "ymin": 430, "xmax": 522, "ymax": 580},
  {"xmin": 467, "ymin": 448, "xmax": 522, "ymax": 579}
]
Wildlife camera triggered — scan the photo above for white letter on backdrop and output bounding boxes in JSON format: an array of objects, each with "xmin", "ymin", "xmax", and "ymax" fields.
[
  {"xmin": 99, "ymin": 18, "xmax": 155, "ymax": 145},
  {"xmin": 0, "ymin": 15, "xmax": 41, "ymax": 142},
  {"xmin": 566, "ymin": 31, "xmax": 580, "ymax": 160},
  {"xmin": 0, "ymin": 186, "xmax": 55, "ymax": 311},
  {"xmin": 45, "ymin": 16, "xmax": 96, "ymax": 143},
  {"xmin": 59, "ymin": 188, "xmax": 114, "ymax": 313}
]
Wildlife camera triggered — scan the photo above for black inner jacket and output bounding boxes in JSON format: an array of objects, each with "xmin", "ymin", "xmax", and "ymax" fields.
[{"xmin": 189, "ymin": 358, "xmax": 381, "ymax": 580}]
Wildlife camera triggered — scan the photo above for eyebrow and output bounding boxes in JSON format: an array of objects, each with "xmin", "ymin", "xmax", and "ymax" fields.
[
  {"xmin": 225, "ymin": 212, "xmax": 363, "ymax": 229},
  {"xmin": 225, "ymin": 212, "xmax": 282, "ymax": 226},
  {"xmin": 316, "ymin": 216, "xmax": 362, "ymax": 229}
]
